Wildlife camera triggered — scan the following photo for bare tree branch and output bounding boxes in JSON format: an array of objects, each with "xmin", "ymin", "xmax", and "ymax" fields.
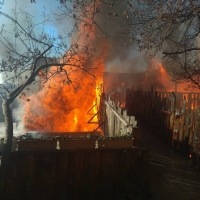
[
  {"xmin": 0, "ymin": 10, "xmax": 49, "ymax": 46},
  {"xmin": 0, "ymin": 84, "xmax": 10, "ymax": 98},
  {"xmin": 163, "ymin": 48, "xmax": 200, "ymax": 56}
]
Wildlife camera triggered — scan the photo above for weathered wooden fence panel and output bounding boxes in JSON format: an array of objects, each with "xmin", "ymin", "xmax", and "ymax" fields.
[{"xmin": 99, "ymin": 94, "xmax": 139, "ymax": 145}]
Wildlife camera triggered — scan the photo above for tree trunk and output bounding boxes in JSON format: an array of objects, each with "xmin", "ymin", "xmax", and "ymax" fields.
[{"xmin": 0, "ymin": 99, "xmax": 13, "ymax": 190}]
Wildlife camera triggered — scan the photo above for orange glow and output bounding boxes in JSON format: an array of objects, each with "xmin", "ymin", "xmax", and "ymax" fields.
[
  {"xmin": 141, "ymin": 60, "xmax": 175, "ymax": 92},
  {"xmin": 73, "ymin": 111, "xmax": 78, "ymax": 125},
  {"xmin": 23, "ymin": 61, "xmax": 105, "ymax": 132},
  {"xmin": 22, "ymin": 10, "xmax": 108, "ymax": 133},
  {"xmin": 120, "ymin": 103, "xmax": 125, "ymax": 108},
  {"xmin": 143, "ymin": 61, "xmax": 199, "ymax": 93},
  {"xmin": 156, "ymin": 63, "xmax": 175, "ymax": 92}
]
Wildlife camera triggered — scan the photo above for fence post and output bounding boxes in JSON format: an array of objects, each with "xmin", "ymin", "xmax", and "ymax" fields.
[
  {"xmin": 184, "ymin": 109, "xmax": 192, "ymax": 157},
  {"xmin": 188, "ymin": 111, "xmax": 194, "ymax": 154},
  {"xmin": 192, "ymin": 106, "xmax": 200, "ymax": 155},
  {"xmin": 170, "ymin": 92, "xmax": 176, "ymax": 148},
  {"xmin": 178, "ymin": 96, "xmax": 186, "ymax": 154}
]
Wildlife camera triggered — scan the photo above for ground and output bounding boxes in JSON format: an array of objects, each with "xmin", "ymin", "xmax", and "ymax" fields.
[{"xmin": 140, "ymin": 125, "xmax": 200, "ymax": 200}]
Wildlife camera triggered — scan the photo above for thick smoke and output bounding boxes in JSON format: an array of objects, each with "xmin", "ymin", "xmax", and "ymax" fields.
[
  {"xmin": 94, "ymin": 4, "xmax": 147, "ymax": 73},
  {"xmin": 93, "ymin": 3, "xmax": 174, "ymax": 93}
]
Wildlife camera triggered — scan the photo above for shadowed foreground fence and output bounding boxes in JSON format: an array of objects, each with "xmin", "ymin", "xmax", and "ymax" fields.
[
  {"xmin": 1, "ymin": 148, "xmax": 149, "ymax": 200},
  {"xmin": 126, "ymin": 87, "xmax": 200, "ymax": 160}
]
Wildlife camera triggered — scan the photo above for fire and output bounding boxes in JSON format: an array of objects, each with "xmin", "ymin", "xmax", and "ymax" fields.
[
  {"xmin": 73, "ymin": 111, "xmax": 78, "ymax": 126},
  {"xmin": 21, "ymin": 1, "xmax": 110, "ymax": 134},
  {"xmin": 142, "ymin": 60, "xmax": 199, "ymax": 93},
  {"xmin": 23, "ymin": 65, "xmax": 104, "ymax": 132},
  {"xmin": 141, "ymin": 60, "xmax": 175, "ymax": 91},
  {"xmin": 22, "ymin": 49, "xmax": 107, "ymax": 133},
  {"xmin": 155, "ymin": 62, "xmax": 175, "ymax": 92},
  {"xmin": 92, "ymin": 101, "xmax": 98, "ymax": 122}
]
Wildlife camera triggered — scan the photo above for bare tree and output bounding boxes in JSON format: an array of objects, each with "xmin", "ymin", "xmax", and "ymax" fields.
[
  {"xmin": 57, "ymin": 0, "xmax": 128, "ymax": 39},
  {"xmin": 56, "ymin": 1, "xmax": 200, "ymax": 89},
  {"xmin": 0, "ymin": 5, "xmax": 98, "ymax": 187},
  {"xmin": 118, "ymin": 0, "xmax": 200, "ymax": 90},
  {"xmin": 59, "ymin": 0, "xmax": 200, "ymax": 89}
]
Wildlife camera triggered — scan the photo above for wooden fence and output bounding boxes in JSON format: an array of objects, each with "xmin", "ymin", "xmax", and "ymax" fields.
[
  {"xmin": 1, "ymin": 149, "xmax": 149, "ymax": 200},
  {"xmin": 99, "ymin": 94, "xmax": 140, "ymax": 146},
  {"xmin": 125, "ymin": 86, "xmax": 200, "ymax": 158}
]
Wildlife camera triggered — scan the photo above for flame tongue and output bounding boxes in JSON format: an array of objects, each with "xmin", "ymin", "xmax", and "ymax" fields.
[{"xmin": 23, "ymin": 66, "xmax": 103, "ymax": 133}]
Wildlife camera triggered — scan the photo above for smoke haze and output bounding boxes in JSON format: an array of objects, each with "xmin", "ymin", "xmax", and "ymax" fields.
[{"xmin": 0, "ymin": 1, "xmax": 178, "ymax": 135}]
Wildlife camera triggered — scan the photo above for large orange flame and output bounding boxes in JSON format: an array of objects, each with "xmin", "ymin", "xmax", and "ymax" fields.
[
  {"xmin": 21, "ymin": 0, "xmax": 110, "ymax": 134},
  {"xmin": 23, "ymin": 57, "xmax": 105, "ymax": 132},
  {"xmin": 22, "ymin": 14, "xmax": 108, "ymax": 133}
]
